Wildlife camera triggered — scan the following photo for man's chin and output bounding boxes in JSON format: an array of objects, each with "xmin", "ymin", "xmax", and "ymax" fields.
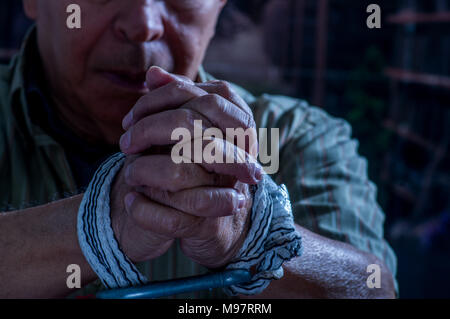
[
  {"xmin": 87, "ymin": 71, "xmax": 149, "ymax": 98},
  {"xmin": 98, "ymin": 71, "xmax": 149, "ymax": 95}
]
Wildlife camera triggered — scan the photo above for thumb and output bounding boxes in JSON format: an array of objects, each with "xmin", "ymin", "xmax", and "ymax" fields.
[{"xmin": 146, "ymin": 66, "xmax": 194, "ymax": 90}]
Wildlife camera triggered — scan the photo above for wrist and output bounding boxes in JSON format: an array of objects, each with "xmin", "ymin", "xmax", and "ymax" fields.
[{"xmin": 223, "ymin": 175, "xmax": 302, "ymax": 296}]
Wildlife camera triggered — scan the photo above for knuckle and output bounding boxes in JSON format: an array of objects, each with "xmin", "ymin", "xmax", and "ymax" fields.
[
  {"xmin": 132, "ymin": 121, "xmax": 147, "ymax": 143},
  {"xmin": 170, "ymin": 80, "xmax": 201, "ymax": 98},
  {"xmin": 169, "ymin": 79, "xmax": 189, "ymax": 91},
  {"xmin": 214, "ymin": 80, "xmax": 233, "ymax": 95},
  {"xmin": 214, "ymin": 191, "xmax": 235, "ymax": 215},
  {"xmin": 171, "ymin": 164, "xmax": 184, "ymax": 181},
  {"xmin": 175, "ymin": 108, "xmax": 196, "ymax": 128},
  {"xmin": 203, "ymin": 93, "xmax": 222, "ymax": 106},
  {"xmin": 223, "ymin": 191, "xmax": 238, "ymax": 214},
  {"xmin": 166, "ymin": 215, "xmax": 183, "ymax": 235},
  {"xmin": 192, "ymin": 191, "xmax": 212, "ymax": 213},
  {"xmin": 167, "ymin": 165, "xmax": 186, "ymax": 191},
  {"xmin": 130, "ymin": 199, "xmax": 146, "ymax": 225},
  {"xmin": 240, "ymin": 112, "xmax": 255, "ymax": 130},
  {"xmin": 180, "ymin": 164, "xmax": 196, "ymax": 186},
  {"xmin": 247, "ymin": 115, "xmax": 256, "ymax": 129},
  {"xmin": 233, "ymin": 163, "xmax": 253, "ymax": 182}
]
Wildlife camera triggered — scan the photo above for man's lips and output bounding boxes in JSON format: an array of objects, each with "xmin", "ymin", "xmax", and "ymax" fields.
[{"xmin": 99, "ymin": 70, "xmax": 148, "ymax": 92}]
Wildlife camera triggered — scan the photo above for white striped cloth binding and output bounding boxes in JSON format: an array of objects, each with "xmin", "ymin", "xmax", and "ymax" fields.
[
  {"xmin": 77, "ymin": 152, "xmax": 147, "ymax": 289},
  {"xmin": 224, "ymin": 175, "xmax": 303, "ymax": 295},
  {"xmin": 77, "ymin": 152, "xmax": 302, "ymax": 295}
]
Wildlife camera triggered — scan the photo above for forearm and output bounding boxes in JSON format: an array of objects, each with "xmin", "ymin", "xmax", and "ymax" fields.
[
  {"xmin": 0, "ymin": 195, "xmax": 97, "ymax": 298},
  {"xmin": 245, "ymin": 225, "xmax": 395, "ymax": 299}
]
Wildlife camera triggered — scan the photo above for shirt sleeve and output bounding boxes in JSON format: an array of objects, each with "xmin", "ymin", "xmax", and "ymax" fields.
[{"xmin": 249, "ymin": 94, "xmax": 398, "ymax": 283}]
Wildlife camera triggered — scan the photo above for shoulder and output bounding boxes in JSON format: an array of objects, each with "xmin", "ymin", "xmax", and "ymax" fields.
[
  {"xmin": 244, "ymin": 90, "xmax": 352, "ymax": 150},
  {"xmin": 203, "ymin": 71, "xmax": 351, "ymax": 147},
  {"xmin": 202, "ymin": 70, "xmax": 309, "ymax": 116}
]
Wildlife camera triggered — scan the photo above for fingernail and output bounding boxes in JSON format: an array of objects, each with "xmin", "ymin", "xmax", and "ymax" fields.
[
  {"xmin": 124, "ymin": 193, "xmax": 136, "ymax": 210},
  {"xmin": 122, "ymin": 111, "xmax": 133, "ymax": 130},
  {"xmin": 120, "ymin": 131, "xmax": 131, "ymax": 151},
  {"xmin": 237, "ymin": 194, "xmax": 246, "ymax": 209},
  {"xmin": 149, "ymin": 65, "xmax": 167, "ymax": 74}
]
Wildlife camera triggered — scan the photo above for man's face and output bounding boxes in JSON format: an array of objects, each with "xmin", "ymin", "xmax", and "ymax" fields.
[{"xmin": 24, "ymin": 0, "xmax": 225, "ymax": 143}]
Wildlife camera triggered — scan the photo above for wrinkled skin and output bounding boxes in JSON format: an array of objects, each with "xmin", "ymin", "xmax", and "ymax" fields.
[{"xmin": 112, "ymin": 67, "xmax": 261, "ymax": 267}]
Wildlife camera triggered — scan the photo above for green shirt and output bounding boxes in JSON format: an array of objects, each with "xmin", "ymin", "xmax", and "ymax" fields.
[{"xmin": 0, "ymin": 28, "xmax": 397, "ymax": 297}]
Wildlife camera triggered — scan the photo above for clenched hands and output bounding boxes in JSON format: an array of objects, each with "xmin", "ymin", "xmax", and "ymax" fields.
[{"xmin": 111, "ymin": 67, "xmax": 262, "ymax": 269}]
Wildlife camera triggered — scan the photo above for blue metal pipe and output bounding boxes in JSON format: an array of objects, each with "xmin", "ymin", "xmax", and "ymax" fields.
[{"xmin": 96, "ymin": 269, "xmax": 252, "ymax": 299}]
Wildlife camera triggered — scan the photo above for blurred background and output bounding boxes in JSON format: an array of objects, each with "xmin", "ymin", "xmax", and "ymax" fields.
[{"xmin": 1, "ymin": 0, "xmax": 449, "ymax": 298}]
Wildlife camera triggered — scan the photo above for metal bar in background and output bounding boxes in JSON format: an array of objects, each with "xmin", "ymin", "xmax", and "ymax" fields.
[
  {"xmin": 384, "ymin": 67, "xmax": 450, "ymax": 90},
  {"xmin": 387, "ymin": 11, "xmax": 450, "ymax": 24},
  {"xmin": 292, "ymin": 0, "xmax": 306, "ymax": 92},
  {"xmin": 312, "ymin": 0, "xmax": 329, "ymax": 107}
]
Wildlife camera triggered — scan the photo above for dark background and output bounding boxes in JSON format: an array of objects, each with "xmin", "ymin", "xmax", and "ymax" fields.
[{"xmin": 1, "ymin": 0, "xmax": 449, "ymax": 298}]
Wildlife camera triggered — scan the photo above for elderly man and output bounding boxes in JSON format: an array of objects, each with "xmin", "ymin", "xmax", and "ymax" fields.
[{"xmin": 0, "ymin": 0, "xmax": 396, "ymax": 298}]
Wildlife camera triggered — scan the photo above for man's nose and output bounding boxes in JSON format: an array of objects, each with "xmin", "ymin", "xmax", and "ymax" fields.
[{"xmin": 114, "ymin": 1, "xmax": 164, "ymax": 44}]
